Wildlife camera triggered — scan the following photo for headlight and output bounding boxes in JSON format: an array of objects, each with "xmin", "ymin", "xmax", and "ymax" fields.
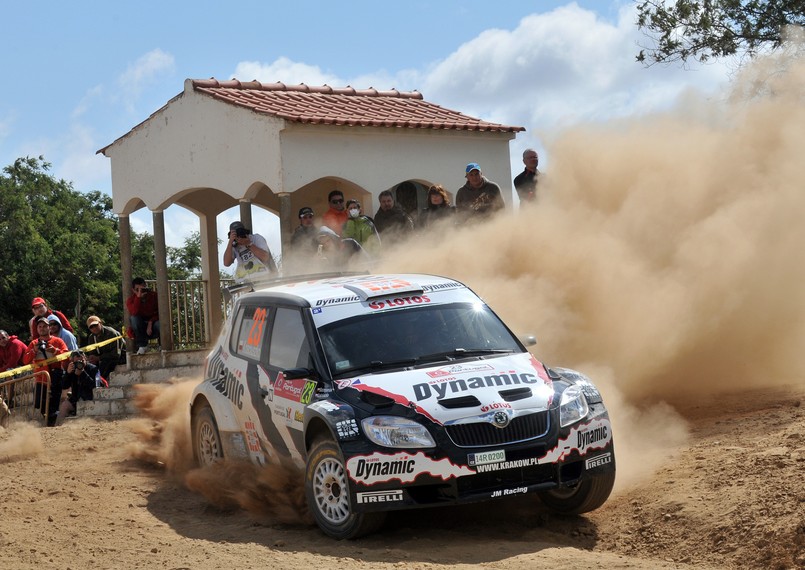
[
  {"xmin": 559, "ymin": 385, "xmax": 589, "ymax": 427},
  {"xmin": 361, "ymin": 416, "xmax": 436, "ymax": 448}
]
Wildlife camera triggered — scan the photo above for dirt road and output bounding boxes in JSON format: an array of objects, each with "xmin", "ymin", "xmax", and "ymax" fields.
[{"xmin": 0, "ymin": 384, "xmax": 802, "ymax": 570}]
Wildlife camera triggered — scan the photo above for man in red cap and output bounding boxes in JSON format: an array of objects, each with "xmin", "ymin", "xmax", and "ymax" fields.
[
  {"xmin": 23, "ymin": 316, "xmax": 68, "ymax": 426},
  {"xmin": 29, "ymin": 297, "xmax": 73, "ymax": 341}
]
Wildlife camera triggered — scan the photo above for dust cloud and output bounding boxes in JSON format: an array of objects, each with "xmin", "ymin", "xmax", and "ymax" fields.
[
  {"xmin": 0, "ymin": 423, "xmax": 43, "ymax": 462},
  {"xmin": 377, "ymin": 52, "xmax": 805, "ymax": 488},
  {"xmin": 129, "ymin": 379, "xmax": 313, "ymax": 526}
]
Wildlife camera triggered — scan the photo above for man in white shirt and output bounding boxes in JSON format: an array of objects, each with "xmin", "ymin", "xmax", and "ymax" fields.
[{"xmin": 223, "ymin": 221, "xmax": 277, "ymax": 281}]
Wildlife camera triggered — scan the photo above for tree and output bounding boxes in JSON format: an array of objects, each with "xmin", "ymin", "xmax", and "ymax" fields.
[
  {"xmin": 0, "ymin": 156, "xmax": 122, "ymax": 338},
  {"xmin": 636, "ymin": 0, "xmax": 805, "ymax": 65}
]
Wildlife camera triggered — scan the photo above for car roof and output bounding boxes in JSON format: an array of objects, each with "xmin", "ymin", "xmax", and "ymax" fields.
[{"xmin": 243, "ymin": 273, "xmax": 466, "ymax": 307}]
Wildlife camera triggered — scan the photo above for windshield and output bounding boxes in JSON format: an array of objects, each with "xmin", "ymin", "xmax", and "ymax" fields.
[{"xmin": 318, "ymin": 302, "xmax": 523, "ymax": 377}]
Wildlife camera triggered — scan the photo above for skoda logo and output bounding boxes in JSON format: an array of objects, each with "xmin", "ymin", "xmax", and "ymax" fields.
[{"xmin": 492, "ymin": 411, "xmax": 510, "ymax": 428}]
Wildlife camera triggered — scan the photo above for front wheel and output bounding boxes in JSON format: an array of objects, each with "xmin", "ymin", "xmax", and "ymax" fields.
[
  {"xmin": 537, "ymin": 471, "xmax": 615, "ymax": 515},
  {"xmin": 305, "ymin": 438, "xmax": 386, "ymax": 539},
  {"xmin": 192, "ymin": 403, "xmax": 224, "ymax": 467}
]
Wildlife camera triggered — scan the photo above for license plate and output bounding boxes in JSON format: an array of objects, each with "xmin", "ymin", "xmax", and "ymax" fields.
[{"xmin": 468, "ymin": 449, "xmax": 506, "ymax": 466}]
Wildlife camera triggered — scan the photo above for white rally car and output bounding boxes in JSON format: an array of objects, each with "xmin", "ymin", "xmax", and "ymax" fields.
[{"xmin": 190, "ymin": 273, "xmax": 615, "ymax": 539}]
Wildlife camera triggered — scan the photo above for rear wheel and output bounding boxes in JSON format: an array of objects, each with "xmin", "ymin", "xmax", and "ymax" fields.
[
  {"xmin": 305, "ymin": 438, "xmax": 386, "ymax": 539},
  {"xmin": 537, "ymin": 471, "xmax": 615, "ymax": 514},
  {"xmin": 192, "ymin": 404, "xmax": 224, "ymax": 467}
]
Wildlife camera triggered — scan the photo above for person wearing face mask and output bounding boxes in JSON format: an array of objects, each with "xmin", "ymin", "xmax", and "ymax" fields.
[{"xmin": 341, "ymin": 199, "xmax": 381, "ymax": 256}]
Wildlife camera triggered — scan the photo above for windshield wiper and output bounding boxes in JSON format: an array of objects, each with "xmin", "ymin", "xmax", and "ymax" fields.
[
  {"xmin": 334, "ymin": 358, "xmax": 418, "ymax": 377},
  {"xmin": 417, "ymin": 348, "xmax": 516, "ymax": 363}
]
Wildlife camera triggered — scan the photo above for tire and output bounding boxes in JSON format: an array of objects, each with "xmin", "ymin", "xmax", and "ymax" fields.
[
  {"xmin": 305, "ymin": 438, "xmax": 386, "ymax": 539},
  {"xmin": 192, "ymin": 404, "xmax": 224, "ymax": 467},
  {"xmin": 537, "ymin": 470, "xmax": 616, "ymax": 515}
]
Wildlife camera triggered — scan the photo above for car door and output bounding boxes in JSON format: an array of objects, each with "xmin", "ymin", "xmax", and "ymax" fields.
[{"xmin": 260, "ymin": 305, "xmax": 314, "ymax": 463}]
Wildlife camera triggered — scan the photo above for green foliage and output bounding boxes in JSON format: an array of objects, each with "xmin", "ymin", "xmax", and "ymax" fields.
[
  {"xmin": 0, "ymin": 157, "xmax": 205, "ymax": 342},
  {"xmin": 167, "ymin": 231, "xmax": 202, "ymax": 279},
  {"xmin": 636, "ymin": 0, "xmax": 805, "ymax": 65},
  {"xmin": 0, "ymin": 157, "xmax": 122, "ymax": 338}
]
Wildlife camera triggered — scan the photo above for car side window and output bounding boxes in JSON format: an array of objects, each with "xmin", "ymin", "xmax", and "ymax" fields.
[
  {"xmin": 267, "ymin": 307, "xmax": 310, "ymax": 370},
  {"xmin": 232, "ymin": 304, "xmax": 270, "ymax": 361}
]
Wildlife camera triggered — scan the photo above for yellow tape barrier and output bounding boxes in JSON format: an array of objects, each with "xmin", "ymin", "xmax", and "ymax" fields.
[{"xmin": 0, "ymin": 335, "xmax": 123, "ymax": 380}]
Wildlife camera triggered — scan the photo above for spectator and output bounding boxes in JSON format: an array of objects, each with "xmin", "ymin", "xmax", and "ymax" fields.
[
  {"xmin": 85, "ymin": 315, "xmax": 122, "ymax": 380},
  {"xmin": 455, "ymin": 162, "xmax": 504, "ymax": 221},
  {"xmin": 29, "ymin": 297, "xmax": 73, "ymax": 341},
  {"xmin": 56, "ymin": 350, "xmax": 105, "ymax": 426},
  {"xmin": 419, "ymin": 184, "xmax": 456, "ymax": 229},
  {"xmin": 322, "ymin": 190, "xmax": 348, "ymax": 236},
  {"xmin": 47, "ymin": 315, "xmax": 78, "ymax": 351},
  {"xmin": 22, "ymin": 316, "xmax": 68, "ymax": 426},
  {"xmin": 290, "ymin": 207, "xmax": 318, "ymax": 253},
  {"xmin": 126, "ymin": 277, "xmax": 160, "ymax": 355},
  {"xmin": 223, "ymin": 221, "xmax": 277, "ymax": 282},
  {"xmin": 374, "ymin": 190, "xmax": 414, "ymax": 240},
  {"xmin": 513, "ymin": 148, "xmax": 540, "ymax": 204},
  {"xmin": 342, "ymin": 199, "xmax": 381, "ymax": 255},
  {"xmin": 0, "ymin": 329, "xmax": 26, "ymax": 409},
  {"xmin": 395, "ymin": 181, "xmax": 419, "ymax": 220},
  {"xmin": 316, "ymin": 226, "xmax": 370, "ymax": 270},
  {"xmin": 0, "ymin": 329, "xmax": 26, "ymax": 371}
]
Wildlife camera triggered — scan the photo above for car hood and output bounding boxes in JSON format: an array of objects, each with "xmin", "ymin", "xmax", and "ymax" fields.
[{"xmin": 334, "ymin": 352, "xmax": 556, "ymax": 426}]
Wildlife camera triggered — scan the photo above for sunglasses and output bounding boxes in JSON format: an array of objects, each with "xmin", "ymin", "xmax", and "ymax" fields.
[
  {"xmin": 300, "ymin": 214, "xmax": 314, "ymax": 219},
  {"xmin": 330, "ymin": 199, "xmax": 344, "ymax": 204}
]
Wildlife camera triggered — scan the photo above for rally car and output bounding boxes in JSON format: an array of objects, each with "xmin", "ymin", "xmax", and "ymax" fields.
[{"xmin": 190, "ymin": 273, "xmax": 615, "ymax": 539}]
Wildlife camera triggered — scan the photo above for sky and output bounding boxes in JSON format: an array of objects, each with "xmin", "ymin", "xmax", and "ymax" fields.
[{"xmin": 1, "ymin": 0, "xmax": 732, "ymax": 253}]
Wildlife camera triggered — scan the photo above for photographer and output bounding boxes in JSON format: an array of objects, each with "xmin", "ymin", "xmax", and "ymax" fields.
[
  {"xmin": 223, "ymin": 221, "xmax": 277, "ymax": 282},
  {"xmin": 22, "ymin": 316, "xmax": 68, "ymax": 426},
  {"xmin": 125, "ymin": 277, "xmax": 160, "ymax": 355},
  {"xmin": 56, "ymin": 350, "xmax": 104, "ymax": 425}
]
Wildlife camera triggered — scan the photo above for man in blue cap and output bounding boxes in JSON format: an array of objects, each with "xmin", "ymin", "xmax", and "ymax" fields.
[{"xmin": 455, "ymin": 162, "xmax": 504, "ymax": 221}]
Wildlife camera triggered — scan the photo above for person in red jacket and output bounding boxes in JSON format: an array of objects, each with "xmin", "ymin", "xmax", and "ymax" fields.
[
  {"xmin": 0, "ymin": 330, "xmax": 27, "ymax": 371},
  {"xmin": 125, "ymin": 277, "xmax": 160, "ymax": 355},
  {"xmin": 23, "ymin": 316, "xmax": 68, "ymax": 426},
  {"xmin": 29, "ymin": 297, "xmax": 73, "ymax": 341}
]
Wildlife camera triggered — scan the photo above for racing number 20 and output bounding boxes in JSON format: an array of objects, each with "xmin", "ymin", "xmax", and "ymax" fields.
[{"xmin": 247, "ymin": 307, "xmax": 268, "ymax": 347}]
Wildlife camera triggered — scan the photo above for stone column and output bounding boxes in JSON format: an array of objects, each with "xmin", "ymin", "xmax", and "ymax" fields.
[
  {"xmin": 200, "ymin": 213, "xmax": 223, "ymax": 342},
  {"xmin": 239, "ymin": 200, "xmax": 253, "ymax": 231},
  {"xmin": 118, "ymin": 215, "xmax": 135, "ymax": 356},
  {"xmin": 152, "ymin": 211, "xmax": 173, "ymax": 351}
]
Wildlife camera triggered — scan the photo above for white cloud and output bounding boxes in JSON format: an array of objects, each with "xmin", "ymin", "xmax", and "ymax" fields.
[
  {"xmin": 117, "ymin": 49, "xmax": 176, "ymax": 112},
  {"xmin": 422, "ymin": 3, "xmax": 730, "ymax": 132},
  {"xmin": 232, "ymin": 57, "xmax": 342, "ymax": 86}
]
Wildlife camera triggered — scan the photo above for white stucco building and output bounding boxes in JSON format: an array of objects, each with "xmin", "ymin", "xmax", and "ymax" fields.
[{"xmin": 99, "ymin": 78, "xmax": 524, "ymax": 348}]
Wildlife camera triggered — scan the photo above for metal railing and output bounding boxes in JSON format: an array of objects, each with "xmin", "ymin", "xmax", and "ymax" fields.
[
  {"xmin": 0, "ymin": 372, "xmax": 51, "ymax": 427},
  {"xmin": 144, "ymin": 279, "xmax": 234, "ymax": 351}
]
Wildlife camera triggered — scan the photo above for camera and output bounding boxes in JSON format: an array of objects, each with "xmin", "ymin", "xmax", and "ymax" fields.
[
  {"xmin": 37, "ymin": 339, "xmax": 48, "ymax": 354},
  {"xmin": 75, "ymin": 361, "xmax": 85, "ymax": 370},
  {"xmin": 140, "ymin": 287, "xmax": 150, "ymax": 293},
  {"xmin": 235, "ymin": 227, "xmax": 249, "ymax": 238}
]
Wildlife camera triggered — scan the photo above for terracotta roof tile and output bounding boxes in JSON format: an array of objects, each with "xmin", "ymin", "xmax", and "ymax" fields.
[{"xmin": 191, "ymin": 78, "xmax": 525, "ymax": 133}]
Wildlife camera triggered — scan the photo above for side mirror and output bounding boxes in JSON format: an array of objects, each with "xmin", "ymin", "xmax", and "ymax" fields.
[
  {"xmin": 282, "ymin": 367, "xmax": 318, "ymax": 380},
  {"xmin": 520, "ymin": 335, "xmax": 537, "ymax": 347}
]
